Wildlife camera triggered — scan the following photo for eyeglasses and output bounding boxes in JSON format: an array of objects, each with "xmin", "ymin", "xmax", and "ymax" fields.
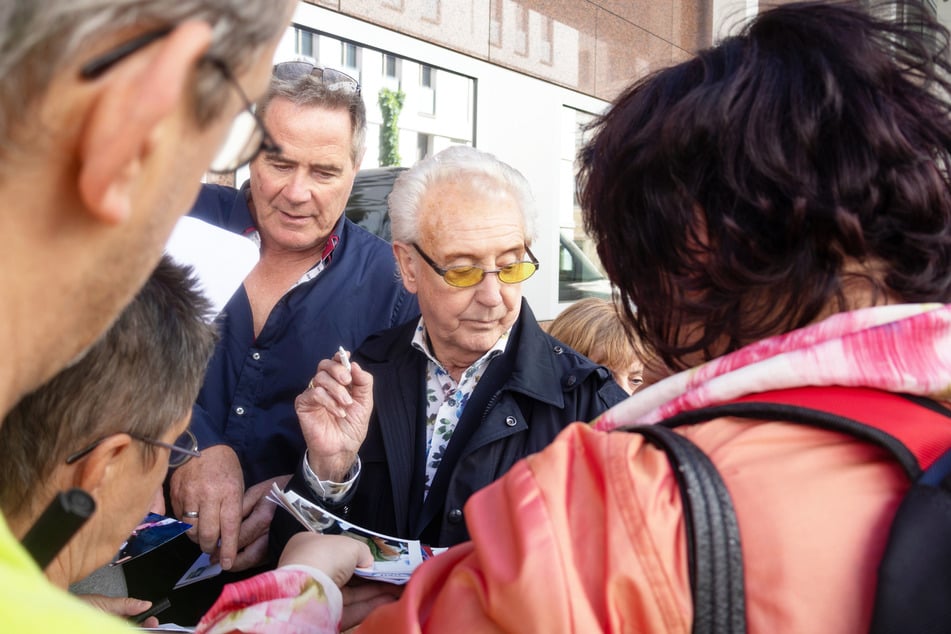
[
  {"xmin": 79, "ymin": 26, "xmax": 281, "ymax": 173},
  {"xmin": 412, "ymin": 243, "xmax": 539, "ymax": 288},
  {"xmin": 66, "ymin": 429, "xmax": 201, "ymax": 469},
  {"xmin": 272, "ymin": 60, "xmax": 361, "ymax": 95}
]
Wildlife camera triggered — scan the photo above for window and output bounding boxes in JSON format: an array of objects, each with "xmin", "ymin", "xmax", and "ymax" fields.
[
  {"xmin": 558, "ymin": 235, "xmax": 611, "ymax": 302},
  {"xmin": 294, "ymin": 28, "xmax": 315, "ymax": 59},
  {"xmin": 383, "ymin": 54, "xmax": 399, "ymax": 78},
  {"xmin": 342, "ymin": 42, "xmax": 359, "ymax": 70},
  {"xmin": 419, "ymin": 64, "xmax": 435, "ymax": 115},
  {"xmin": 417, "ymin": 133, "xmax": 432, "ymax": 161}
]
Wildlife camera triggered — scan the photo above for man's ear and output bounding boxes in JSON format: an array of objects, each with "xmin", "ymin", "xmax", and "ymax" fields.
[
  {"xmin": 70, "ymin": 434, "xmax": 134, "ymax": 495},
  {"xmin": 393, "ymin": 242, "xmax": 418, "ymax": 293},
  {"xmin": 77, "ymin": 21, "xmax": 213, "ymax": 225}
]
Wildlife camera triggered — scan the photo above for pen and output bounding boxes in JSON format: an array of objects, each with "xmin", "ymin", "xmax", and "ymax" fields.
[
  {"xmin": 338, "ymin": 346, "xmax": 351, "ymax": 372},
  {"xmin": 131, "ymin": 597, "xmax": 171, "ymax": 624}
]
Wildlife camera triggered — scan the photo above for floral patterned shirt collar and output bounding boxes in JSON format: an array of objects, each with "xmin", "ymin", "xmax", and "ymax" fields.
[{"xmin": 411, "ymin": 316, "xmax": 511, "ymax": 498}]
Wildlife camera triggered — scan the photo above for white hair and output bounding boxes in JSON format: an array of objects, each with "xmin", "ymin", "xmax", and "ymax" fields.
[{"xmin": 388, "ymin": 145, "xmax": 539, "ymax": 244}]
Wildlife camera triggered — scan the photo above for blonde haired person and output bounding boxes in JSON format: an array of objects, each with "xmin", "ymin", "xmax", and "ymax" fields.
[{"xmin": 548, "ymin": 298, "xmax": 644, "ymax": 394}]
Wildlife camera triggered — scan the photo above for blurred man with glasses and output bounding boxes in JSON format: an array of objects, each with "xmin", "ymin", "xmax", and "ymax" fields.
[
  {"xmin": 0, "ymin": 257, "xmax": 216, "ymax": 626},
  {"xmin": 0, "ymin": 2, "xmax": 329, "ymax": 631},
  {"xmin": 271, "ymin": 147, "xmax": 626, "ymax": 596},
  {"xmin": 168, "ymin": 58, "xmax": 419, "ymax": 599}
]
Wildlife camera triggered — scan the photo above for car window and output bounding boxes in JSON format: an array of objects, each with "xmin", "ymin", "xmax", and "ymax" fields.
[
  {"xmin": 345, "ymin": 167, "xmax": 406, "ymax": 243},
  {"xmin": 557, "ymin": 233, "xmax": 612, "ymax": 302}
]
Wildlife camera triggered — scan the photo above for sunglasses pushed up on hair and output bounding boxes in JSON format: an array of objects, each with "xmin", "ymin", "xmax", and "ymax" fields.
[{"xmin": 272, "ymin": 61, "xmax": 361, "ymax": 95}]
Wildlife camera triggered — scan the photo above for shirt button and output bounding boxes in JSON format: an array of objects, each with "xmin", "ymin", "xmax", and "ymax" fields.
[
  {"xmin": 566, "ymin": 375, "xmax": 577, "ymax": 387},
  {"xmin": 235, "ymin": 406, "xmax": 245, "ymax": 415},
  {"xmin": 447, "ymin": 508, "xmax": 463, "ymax": 524},
  {"xmin": 505, "ymin": 416, "xmax": 517, "ymax": 427},
  {"xmin": 252, "ymin": 352, "xmax": 261, "ymax": 360},
  {"xmin": 553, "ymin": 345, "xmax": 564, "ymax": 355}
]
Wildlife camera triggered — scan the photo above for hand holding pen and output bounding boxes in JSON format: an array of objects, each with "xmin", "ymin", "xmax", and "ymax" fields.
[{"xmin": 296, "ymin": 345, "xmax": 373, "ymax": 481}]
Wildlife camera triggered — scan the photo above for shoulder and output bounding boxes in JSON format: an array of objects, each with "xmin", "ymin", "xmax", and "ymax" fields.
[
  {"xmin": 355, "ymin": 318, "xmax": 418, "ymax": 364},
  {"xmin": 188, "ymin": 183, "xmax": 251, "ymax": 232},
  {"xmin": 523, "ymin": 314, "xmax": 615, "ymax": 384},
  {"xmin": 340, "ymin": 220, "xmax": 397, "ymax": 261}
]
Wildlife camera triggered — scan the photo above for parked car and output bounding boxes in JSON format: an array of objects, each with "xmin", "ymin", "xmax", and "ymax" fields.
[
  {"xmin": 344, "ymin": 167, "xmax": 402, "ymax": 243},
  {"xmin": 345, "ymin": 166, "xmax": 613, "ymax": 303}
]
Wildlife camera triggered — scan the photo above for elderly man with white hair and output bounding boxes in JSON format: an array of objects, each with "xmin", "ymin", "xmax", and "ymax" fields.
[{"xmin": 270, "ymin": 147, "xmax": 626, "ymax": 582}]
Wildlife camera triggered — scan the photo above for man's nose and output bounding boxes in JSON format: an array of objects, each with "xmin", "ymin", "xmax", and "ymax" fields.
[
  {"xmin": 473, "ymin": 270, "xmax": 505, "ymax": 305},
  {"xmin": 282, "ymin": 171, "xmax": 312, "ymax": 203}
]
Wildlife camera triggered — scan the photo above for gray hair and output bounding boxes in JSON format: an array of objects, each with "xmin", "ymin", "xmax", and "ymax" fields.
[
  {"xmin": 258, "ymin": 64, "xmax": 368, "ymax": 166},
  {"xmin": 388, "ymin": 145, "xmax": 538, "ymax": 244},
  {"xmin": 0, "ymin": 0, "xmax": 295, "ymax": 158},
  {"xmin": 0, "ymin": 256, "xmax": 218, "ymax": 517}
]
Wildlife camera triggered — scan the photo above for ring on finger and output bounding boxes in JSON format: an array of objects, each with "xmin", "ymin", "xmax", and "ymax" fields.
[{"xmin": 183, "ymin": 511, "xmax": 200, "ymax": 519}]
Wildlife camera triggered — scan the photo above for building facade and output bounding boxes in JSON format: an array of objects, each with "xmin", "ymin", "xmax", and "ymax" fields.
[{"xmin": 264, "ymin": 0, "xmax": 939, "ymax": 319}]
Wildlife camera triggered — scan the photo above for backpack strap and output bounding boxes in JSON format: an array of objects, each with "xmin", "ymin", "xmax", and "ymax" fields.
[
  {"xmin": 624, "ymin": 385, "xmax": 951, "ymax": 634},
  {"xmin": 661, "ymin": 386, "xmax": 951, "ymax": 478},
  {"xmin": 623, "ymin": 424, "xmax": 746, "ymax": 634}
]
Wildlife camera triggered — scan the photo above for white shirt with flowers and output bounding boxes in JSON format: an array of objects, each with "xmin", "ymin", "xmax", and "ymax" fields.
[
  {"xmin": 303, "ymin": 316, "xmax": 512, "ymax": 503},
  {"xmin": 411, "ymin": 317, "xmax": 510, "ymax": 499}
]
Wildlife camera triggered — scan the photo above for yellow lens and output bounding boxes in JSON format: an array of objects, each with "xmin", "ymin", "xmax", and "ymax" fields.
[
  {"xmin": 498, "ymin": 262, "xmax": 537, "ymax": 283},
  {"xmin": 444, "ymin": 267, "xmax": 484, "ymax": 287}
]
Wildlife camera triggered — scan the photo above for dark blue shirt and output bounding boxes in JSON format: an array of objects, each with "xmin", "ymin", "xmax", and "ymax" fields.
[{"xmin": 188, "ymin": 183, "xmax": 419, "ymax": 486}]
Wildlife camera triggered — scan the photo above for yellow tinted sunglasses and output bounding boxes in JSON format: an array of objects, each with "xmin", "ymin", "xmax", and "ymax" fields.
[{"xmin": 412, "ymin": 243, "xmax": 539, "ymax": 288}]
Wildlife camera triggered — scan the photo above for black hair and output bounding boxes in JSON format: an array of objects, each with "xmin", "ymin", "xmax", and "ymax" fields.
[{"xmin": 579, "ymin": 0, "xmax": 951, "ymax": 370}]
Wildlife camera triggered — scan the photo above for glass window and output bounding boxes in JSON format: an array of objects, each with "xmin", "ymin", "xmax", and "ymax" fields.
[
  {"xmin": 342, "ymin": 42, "xmax": 359, "ymax": 69},
  {"xmin": 384, "ymin": 54, "xmax": 398, "ymax": 78},
  {"xmin": 417, "ymin": 133, "xmax": 432, "ymax": 161}
]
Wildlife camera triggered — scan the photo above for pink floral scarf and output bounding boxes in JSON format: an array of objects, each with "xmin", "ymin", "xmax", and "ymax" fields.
[{"xmin": 594, "ymin": 304, "xmax": 951, "ymax": 431}]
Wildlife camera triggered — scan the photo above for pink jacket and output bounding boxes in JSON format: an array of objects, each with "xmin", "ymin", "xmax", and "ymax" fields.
[
  {"xmin": 359, "ymin": 304, "xmax": 951, "ymax": 633},
  {"xmin": 360, "ymin": 420, "xmax": 908, "ymax": 632}
]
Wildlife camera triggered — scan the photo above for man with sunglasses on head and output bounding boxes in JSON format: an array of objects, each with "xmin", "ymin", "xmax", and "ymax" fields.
[
  {"xmin": 167, "ymin": 57, "xmax": 419, "ymax": 600},
  {"xmin": 270, "ymin": 147, "xmax": 626, "ymax": 617},
  {"xmin": 0, "ymin": 1, "xmax": 384, "ymax": 631}
]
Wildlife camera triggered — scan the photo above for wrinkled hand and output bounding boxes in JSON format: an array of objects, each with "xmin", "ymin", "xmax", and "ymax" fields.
[
  {"xmin": 278, "ymin": 532, "xmax": 373, "ymax": 588},
  {"xmin": 296, "ymin": 352, "xmax": 374, "ymax": 481},
  {"xmin": 78, "ymin": 594, "xmax": 160, "ymax": 628},
  {"xmin": 169, "ymin": 444, "xmax": 244, "ymax": 570},
  {"xmin": 223, "ymin": 474, "xmax": 292, "ymax": 571},
  {"xmin": 340, "ymin": 578, "xmax": 403, "ymax": 630}
]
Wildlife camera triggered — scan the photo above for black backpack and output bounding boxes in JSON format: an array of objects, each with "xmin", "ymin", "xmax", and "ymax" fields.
[{"xmin": 622, "ymin": 385, "xmax": 951, "ymax": 634}]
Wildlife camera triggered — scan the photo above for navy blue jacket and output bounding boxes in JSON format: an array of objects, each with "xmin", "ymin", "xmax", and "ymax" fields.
[
  {"xmin": 270, "ymin": 300, "xmax": 627, "ymax": 550},
  {"xmin": 188, "ymin": 184, "xmax": 419, "ymax": 487}
]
